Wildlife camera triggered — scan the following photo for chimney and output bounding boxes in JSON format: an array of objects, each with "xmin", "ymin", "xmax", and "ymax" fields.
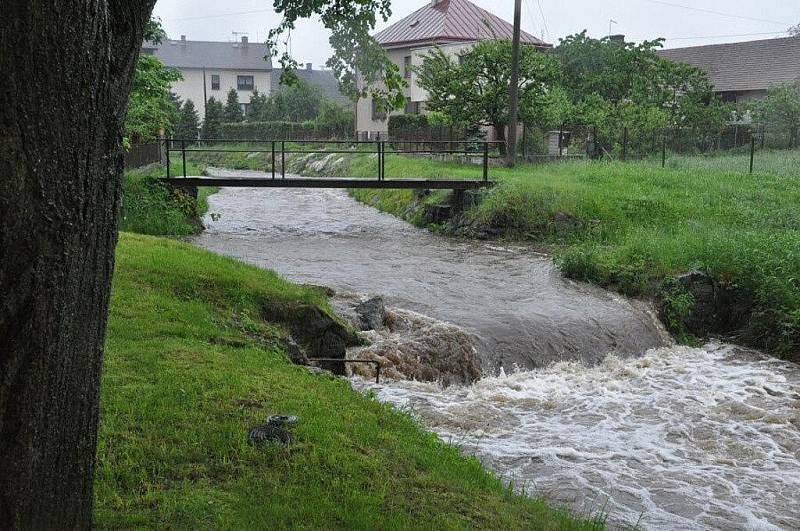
[
  {"xmin": 241, "ymin": 35, "xmax": 248, "ymax": 46},
  {"xmin": 306, "ymin": 62, "xmax": 312, "ymax": 71}
]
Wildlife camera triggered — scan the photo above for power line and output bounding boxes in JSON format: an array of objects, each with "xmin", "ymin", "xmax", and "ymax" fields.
[
  {"xmin": 522, "ymin": 0, "xmax": 540, "ymax": 38},
  {"xmin": 640, "ymin": 0, "xmax": 790, "ymax": 27},
  {"xmin": 535, "ymin": 0, "xmax": 550, "ymax": 40}
]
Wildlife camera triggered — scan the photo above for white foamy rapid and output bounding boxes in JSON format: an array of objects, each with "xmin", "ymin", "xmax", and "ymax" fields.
[{"xmin": 353, "ymin": 344, "xmax": 800, "ymax": 530}]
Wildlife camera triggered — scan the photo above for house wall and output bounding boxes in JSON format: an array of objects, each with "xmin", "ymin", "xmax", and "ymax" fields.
[
  {"xmin": 356, "ymin": 42, "xmax": 475, "ymax": 138},
  {"xmin": 169, "ymin": 67, "xmax": 272, "ymax": 120}
]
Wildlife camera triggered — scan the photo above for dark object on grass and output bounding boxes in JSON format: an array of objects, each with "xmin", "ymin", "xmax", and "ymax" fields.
[{"xmin": 248, "ymin": 415, "xmax": 299, "ymax": 446}]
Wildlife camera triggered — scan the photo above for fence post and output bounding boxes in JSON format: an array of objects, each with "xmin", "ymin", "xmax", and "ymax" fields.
[
  {"xmin": 380, "ymin": 141, "xmax": 385, "ymax": 180},
  {"xmin": 749, "ymin": 134, "xmax": 756, "ymax": 174},
  {"xmin": 661, "ymin": 130, "xmax": 667, "ymax": 168},
  {"xmin": 483, "ymin": 141, "xmax": 489, "ymax": 181},
  {"xmin": 376, "ymin": 141, "xmax": 381, "ymax": 180},
  {"xmin": 558, "ymin": 123, "xmax": 564, "ymax": 158},
  {"xmin": 165, "ymin": 137, "xmax": 171, "ymax": 179},
  {"xmin": 271, "ymin": 141, "xmax": 276, "ymax": 180},
  {"xmin": 521, "ymin": 123, "xmax": 528, "ymax": 161},
  {"xmin": 622, "ymin": 127, "xmax": 628, "ymax": 162},
  {"xmin": 181, "ymin": 139, "xmax": 187, "ymax": 178},
  {"xmin": 281, "ymin": 140, "xmax": 285, "ymax": 179}
]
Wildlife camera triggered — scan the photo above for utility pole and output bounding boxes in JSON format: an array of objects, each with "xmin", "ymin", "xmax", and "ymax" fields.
[{"xmin": 507, "ymin": 0, "xmax": 522, "ymax": 167}]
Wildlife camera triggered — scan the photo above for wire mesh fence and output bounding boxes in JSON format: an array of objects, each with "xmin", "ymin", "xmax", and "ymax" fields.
[{"xmin": 520, "ymin": 122, "xmax": 800, "ymax": 175}]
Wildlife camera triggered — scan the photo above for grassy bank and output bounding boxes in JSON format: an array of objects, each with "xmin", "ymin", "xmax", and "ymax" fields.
[
  {"xmin": 340, "ymin": 151, "xmax": 800, "ymax": 358},
  {"xmin": 121, "ymin": 162, "xmax": 217, "ymax": 235},
  {"xmin": 96, "ymin": 233, "xmax": 597, "ymax": 529}
]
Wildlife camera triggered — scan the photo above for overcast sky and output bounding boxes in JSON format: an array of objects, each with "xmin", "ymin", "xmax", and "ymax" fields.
[{"xmin": 152, "ymin": 0, "xmax": 800, "ymax": 69}]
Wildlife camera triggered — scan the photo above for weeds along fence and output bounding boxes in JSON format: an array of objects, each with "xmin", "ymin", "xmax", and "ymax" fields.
[{"xmin": 521, "ymin": 122, "xmax": 800, "ymax": 174}]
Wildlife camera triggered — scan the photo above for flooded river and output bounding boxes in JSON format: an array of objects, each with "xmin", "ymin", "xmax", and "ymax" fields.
[{"xmin": 194, "ymin": 169, "xmax": 800, "ymax": 530}]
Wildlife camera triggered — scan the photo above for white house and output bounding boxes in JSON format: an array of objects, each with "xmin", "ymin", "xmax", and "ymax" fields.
[
  {"xmin": 142, "ymin": 36, "xmax": 273, "ymax": 118},
  {"xmin": 356, "ymin": 0, "xmax": 550, "ymax": 138}
]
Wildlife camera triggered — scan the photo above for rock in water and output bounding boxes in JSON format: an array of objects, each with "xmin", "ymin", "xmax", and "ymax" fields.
[{"xmin": 355, "ymin": 297, "xmax": 386, "ymax": 331}]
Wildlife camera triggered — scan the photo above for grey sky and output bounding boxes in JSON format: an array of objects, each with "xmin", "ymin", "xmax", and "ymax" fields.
[{"xmin": 152, "ymin": 0, "xmax": 800, "ymax": 69}]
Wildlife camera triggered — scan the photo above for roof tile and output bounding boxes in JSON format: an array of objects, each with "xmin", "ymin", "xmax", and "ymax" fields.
[
  {"xmin": 657, "ymin": 38, "xmax": 800, "ymax": 93},
  {"xmin": 373, "ymin": 0, "xmax": 549, "ymax": 48}
]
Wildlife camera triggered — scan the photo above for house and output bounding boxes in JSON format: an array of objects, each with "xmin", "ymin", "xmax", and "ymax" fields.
[
  {"xmin": 142, "ymin": 36, "xmax": 272, "ymax": 118},
  {"xmin": 271, "ymin": 63, "xmax": 350, "ymax": 105},
  {"xmin": 657, "ymin": 37, "xmax": 800, "ymax": 104},
  {"xmin": 356, "ymin": 0, "xmax": 551, "ymax": 139}
]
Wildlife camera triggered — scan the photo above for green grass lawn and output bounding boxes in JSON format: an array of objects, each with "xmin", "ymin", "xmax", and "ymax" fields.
[
  {"xmin": 95, "ymin": 232, "xmax": 599, "ymax": 530},
  {"xmin": 343, "ymin": 150, "xmax": 800, "ymax": 357}
]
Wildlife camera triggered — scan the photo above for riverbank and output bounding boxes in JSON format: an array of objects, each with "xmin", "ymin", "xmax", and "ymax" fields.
[
  {"xmin": 97, "ymin": 232, "xmax": 598, "ymax": 528},
  {"xmin": 283, "ymin": 150, "xmax": 798, "ymax": 360},
  {"xmin": 121, "ymin": 162, "xmax": 217, "ymax": 235}
]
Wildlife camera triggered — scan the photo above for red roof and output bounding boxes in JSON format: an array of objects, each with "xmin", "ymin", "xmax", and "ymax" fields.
[{"xmin": 373, "ymin": 0, "xmax": 550, "ymax": 48}]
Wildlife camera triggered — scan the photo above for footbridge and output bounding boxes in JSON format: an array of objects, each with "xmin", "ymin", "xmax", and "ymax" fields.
[{"xmin": 160, "ymin": 139, "xmax": 499, "ymax": 190}]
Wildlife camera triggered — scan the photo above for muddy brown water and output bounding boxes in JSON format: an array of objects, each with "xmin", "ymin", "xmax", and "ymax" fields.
[
  {"xmin": 193, "ymin": 168, "xmax": 666, "ymax": 372},
  {"xmin": 193, "ymin": 169, "xmax": 800, "ymax": 530}
]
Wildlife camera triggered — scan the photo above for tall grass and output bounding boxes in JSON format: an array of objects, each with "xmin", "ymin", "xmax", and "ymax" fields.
[{"xmin": 120, "ymin": 162, "xmax": 216, "ymax": 236}]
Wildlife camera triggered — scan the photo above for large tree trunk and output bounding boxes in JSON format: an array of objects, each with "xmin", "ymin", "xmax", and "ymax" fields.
[{"xmin": 0, "ymin": 2, "xmax": 154, "ymax": 528}]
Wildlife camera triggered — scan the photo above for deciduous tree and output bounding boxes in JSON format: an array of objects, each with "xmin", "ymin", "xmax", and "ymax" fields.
[
  {"xmin": 0, "ymin": 2, "xmax": 156, "ymax": 527},
  {"xmin": 0, "ymin": 1, "xmax": 401, "ymax": 527},
  {"xmin": 416, "ymin": 40, "xmax": 560, "ymax": 144}
]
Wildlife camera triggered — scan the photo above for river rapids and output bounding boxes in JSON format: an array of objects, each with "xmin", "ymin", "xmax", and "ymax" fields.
[{"xmin": 195, "ymin": 169, "xmax": 800, "ymax": 529}]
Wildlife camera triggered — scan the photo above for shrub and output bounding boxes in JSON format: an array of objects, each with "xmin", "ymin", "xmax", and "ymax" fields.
[{"xmin": 220, "ymin": 120, "xmax": 351, "ymax": 140}]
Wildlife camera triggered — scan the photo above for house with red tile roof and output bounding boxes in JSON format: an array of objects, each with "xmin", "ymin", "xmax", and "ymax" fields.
[{"xmin": 356, "ymin": 0, "xmax": 551, "ymax": 138}]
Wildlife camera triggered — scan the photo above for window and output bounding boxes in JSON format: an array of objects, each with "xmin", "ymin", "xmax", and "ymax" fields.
[
  {"xmin": 211, "ymin": 74, "xmax": 220, "ymax": 90},
  {"xmin": 371, "ymin": 99, "xmax": 387, "ymax": 121},
  {"xmin": 237, "ymin": 75, "xmax": 254, "ymax": 91},
  {"xmin": 403, "ymin": 56, "xmax": 412, "ymax": 79},
  {"xmin": 239, "ymin": 103, "xmax": 250, "ymax": 116},
  {"xmin": 405, "ymin": 101, "xmax": 420, "ymax": 115}
]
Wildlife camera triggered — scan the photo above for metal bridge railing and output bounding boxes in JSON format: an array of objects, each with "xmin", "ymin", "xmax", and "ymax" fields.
[{"xmin": 163, "ymin": 138, "xmax": 504, "ymax": 182}]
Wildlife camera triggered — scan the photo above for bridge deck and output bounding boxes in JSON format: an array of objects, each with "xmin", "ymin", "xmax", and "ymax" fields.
[{"xmin": 161, "ymin": 176, "xmax": 494, "ymax": 190}]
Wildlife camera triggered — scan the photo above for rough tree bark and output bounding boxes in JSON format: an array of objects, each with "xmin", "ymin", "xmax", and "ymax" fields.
[{"xmin": 0, "ymin": 2, "xmax": 154, "ymax": 528}]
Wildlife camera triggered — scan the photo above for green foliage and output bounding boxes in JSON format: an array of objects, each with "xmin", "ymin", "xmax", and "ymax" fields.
[
  {"xmin": 661, "ymin": 284, "xmax": 696, "ymax": 342},
  {"xmin": 174, "ymin": 99, "xmax": 200, "ymax": 141},
  {"xmin": 246, "ymin": 90, "xmax": 269, "ymax": 120},
  {"xmin": 223, "ymin": 88, "xmax": 244, "ymax": 122},
  {"xmin": 120, "ymin": 163, "xmax": 215, "ymax": 236},
  {"xmin": 259, "ymin": 80, "xmax": 324, "ymax": 122},
  {"xmin": 125, "ymin": 55, "xmax": 182, "ymax": 142},
  {"xmin": 96, "ymin": 232, "xmax": 600, "ymax": 529},
  {"xmin": 219, "ymin": 119, "xmax": 350, "ymax": 140},
  {"xmin": 144, "ymin": 17, "xmax": 167, "ymax": 44},
  {"xmin": 266, "ymin": 0, "xmax": 405, "ymax": 112},
  {"xmin": 755, "ymin": 81, "xmax": 800, "ymax": 146},
  {"xmin": 549, "ymin": 31, "xmax": 729, "ymax": 151},
  {"xmin": 416, "ymin": 40, "xmax": 560, "ymax": 138},
  {"xmin": 314, "ymin": 100, "xmax": 355, "ymax": 137},
  {"xmin": 202, "ymin": 97, "xmax": 224, "ymax": 139}
]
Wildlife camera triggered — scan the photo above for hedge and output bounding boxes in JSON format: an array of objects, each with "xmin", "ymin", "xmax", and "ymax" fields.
[
  {"xmin": 219, "ymin": 120, "xmax": 352, "ymax": 141},
  {"xmin": 388, "ymin": 114, "xmax": 464, "ymax": 141}
]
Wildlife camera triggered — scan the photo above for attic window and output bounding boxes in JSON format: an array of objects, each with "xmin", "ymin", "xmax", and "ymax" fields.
[{"xmin": 409, "ymin": 20, "xmax": 420, "ymax": 28}]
